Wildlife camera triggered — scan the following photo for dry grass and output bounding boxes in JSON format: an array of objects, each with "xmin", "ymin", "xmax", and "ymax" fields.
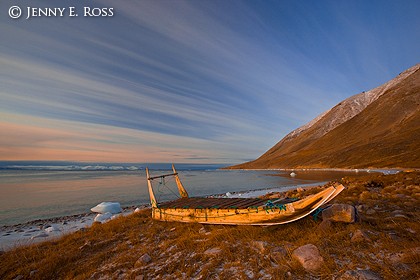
[{"xmin": 1, "ymin": 172, "xmax": 419, "ymax": 279}]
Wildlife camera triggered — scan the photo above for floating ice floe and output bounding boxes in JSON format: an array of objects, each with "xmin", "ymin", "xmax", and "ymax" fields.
[{"xmin": 91, "ymin": 202, "xmax": 122, "ymax": 214}]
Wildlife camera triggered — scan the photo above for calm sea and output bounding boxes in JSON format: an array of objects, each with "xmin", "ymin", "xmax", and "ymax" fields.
[{"xmin": 0, "ymin": 162, "xmax": 370, "ymax": 226}]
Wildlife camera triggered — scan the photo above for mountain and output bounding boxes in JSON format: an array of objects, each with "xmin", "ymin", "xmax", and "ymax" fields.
[{"xmin": 230, "ymin": 64, "xmax": 420, "ymax": 169}]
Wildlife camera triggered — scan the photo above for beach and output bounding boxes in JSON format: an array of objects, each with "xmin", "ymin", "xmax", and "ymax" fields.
[
  {"xmin": 0, "ymin": 183, "xmax": 323, "ymax": 251},
  {"xmin": 0, "ymin": 166, "xmax": 393, "ymax": 251},
  {"xmin": 0, "ymin": 171, "xmax": 418, "ymax": 279}
]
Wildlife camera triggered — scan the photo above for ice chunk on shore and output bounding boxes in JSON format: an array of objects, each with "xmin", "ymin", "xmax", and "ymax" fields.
[
  {"xmin": 91, "ymin": 202, "xmax": 122, "ymax": 214},
  {"xmin": 45, "ymin": 225, "xmax": 60, "ymax": 233},
  {"xmin": 94, "ymin": 212, "xmax": 113, "ymax": 223}
]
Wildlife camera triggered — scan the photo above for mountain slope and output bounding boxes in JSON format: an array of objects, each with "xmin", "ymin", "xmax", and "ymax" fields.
[{"xmin": 231, "ymin": 64, "xmax": 420, "ymax": 169}]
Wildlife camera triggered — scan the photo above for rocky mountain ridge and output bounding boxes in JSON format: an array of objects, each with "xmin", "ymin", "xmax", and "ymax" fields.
[
  {"xmin": 282, "ymin": 64, "xmax": 419, "ymax": 145},
  {"xmin": 230, "ymin": 63, "xmax": 420, "ymax": 169}
]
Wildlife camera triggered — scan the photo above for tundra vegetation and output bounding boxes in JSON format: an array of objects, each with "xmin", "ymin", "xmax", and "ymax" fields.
[{"xmin": 0, "ymin": 171, "xmax": 419, "ymax": 279}]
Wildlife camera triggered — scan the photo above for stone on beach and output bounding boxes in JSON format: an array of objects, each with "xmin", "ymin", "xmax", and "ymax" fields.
[
  {"xmin": 386, "ymin": 246, "xmax": 420, "ymax": 265},
  {"xmin": 135, "ymin": 253, "xmax": 152, "ymax": 266},
  {"xmin": 322, "ymin": 204, "xmax": 356, "ymax": 223},
  {"xmin": 337, "ymin": 269, "xmax": 382, "ymax": 280},
  {"xmin": 351, "ymin": 229, "xmax": 372, "ymax": 243},
  {"xmin": 204, "ymin": 247, "xmax": 222, "ymax": 256},
  {"xmin": 292, "ymin": 244, "xmax": 324, "ymax": 271},
  {"xmin": 91, "ymin": 202, "xmax": 122, "ymax": 214}
]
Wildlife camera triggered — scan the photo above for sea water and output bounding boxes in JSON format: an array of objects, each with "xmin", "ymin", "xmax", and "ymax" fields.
[{"xmin": 0, "ymin": 162, "xmax": 371, "ymax": 226}]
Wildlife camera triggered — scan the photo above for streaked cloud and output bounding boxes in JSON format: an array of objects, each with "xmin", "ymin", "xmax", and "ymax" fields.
[{"xmin": 0, "ymin": 0, "xmax": 419, "ymax": 163}]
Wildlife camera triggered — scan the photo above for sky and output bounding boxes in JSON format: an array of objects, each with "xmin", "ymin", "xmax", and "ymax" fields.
[{"xmin": 0, "ymin": 0, "xmax": 419, "ymax": 164}]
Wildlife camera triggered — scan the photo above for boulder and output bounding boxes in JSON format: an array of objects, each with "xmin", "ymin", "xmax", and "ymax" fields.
[
  {"xmin": 386, "ymin": 246, "xmax": 420, "ymax": 265},
  {"xmin": 270, "ymin": 246, "xmax": 288, "ymax": 262},
  {"xmin": 292, "ymin": 244, "xmax": 324, "ymax": 271},
  {"xmin": 317, "ymin": 219, "xmax": 332, "ymax": 232},
  {"xmin": 251, "ymin": 241, "xmax": 266, "ymax": 253},
  {"xmin": 322, "ymin": 204, "xmax": 356, "ymax": 223},
  {"xmin": 204, "ymin": 247, "xmax": 222, "ymax": 256},
  {"xmin": 351, "ymin": 229, "xmax": 372, "ymax": 243},
  {"xmin": 135, "ymin": 253, "xmax": 152, "ymax": 266},
  {"xmin": 337, "ymin": 269, "xmax": 382, "ymax": 280}
]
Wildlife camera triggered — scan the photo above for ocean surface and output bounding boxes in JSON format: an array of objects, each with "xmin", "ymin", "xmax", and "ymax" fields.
[{"xmin": 0, "ymin": 162, "xmax": 372, "ymax": 226}]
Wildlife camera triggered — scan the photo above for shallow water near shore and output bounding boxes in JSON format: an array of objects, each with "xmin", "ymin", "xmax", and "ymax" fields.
[{"xmin": 0, "ymin": 165, "xmax": 373, "ymax": 226}]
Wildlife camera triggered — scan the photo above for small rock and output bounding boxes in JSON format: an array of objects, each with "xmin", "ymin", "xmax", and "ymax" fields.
[
  {"xmin": 135, "ymin": 276, "xmax": 144, "ymax": 280},
  {"xmin": 406, "ymin": 228, "xmax": 416, "ymax": 234},
  {"xmin": 204, "ymin": 247, "xmax": 222, "ymax": 256},
  {"xmin": 30, "ymin": 270, "xmax": 38, "ymax": 277},
  {"xmin": 366, "ymin": 209, "xmax": 376, "ymax": 215},
  {"xmin": 322, "ymin": 204, "xmax": 356, "ymax": 223},
  {"xmin": 270, "ymin": 246, "xmax": 288, "ymax": 262},
  {"xmin": 387, "ymin": 232, "xmax": 400, "ymax": 241},
  {"xmin": 386, "ymin": 247, "xmax": 420, "ymax": 265},
  {"xmin": 135, "ymin": 253, "xmax": 152, "ymax": 266},
  {"xmin": 199, "ymin": 227, "xmax": 207, "ymax": 234},
  {"xmin": 13, "ymin": 275, "xmax": 23, "ymax": 280},
  {"xmin": 337, "ymin": 269, "xmax": 382, "ymax": 280},
  {"xmin": 317, "ymin": 219, "xmax": 332, "ymax": 232},
  {"xmin": 392, "ymin": 214, "xmax": 408, "ymax": 219},
  {"xmin": 356, "ymin": 205, "xmax": 365, "ymax": 213},
  {"xmin": 351, "ymin": 229, "xmax": 372, "ymax": 243},
  {"xmin": 292, "ymin": 244, "xmax": 324, "ymax": 271},
  {"xmin": 290, "ymin": 172, "xmax": 297, "ymax": 178},
  {"xmin": 251, "ymin": 241, "xmax": 266, "ymax": 253}
]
